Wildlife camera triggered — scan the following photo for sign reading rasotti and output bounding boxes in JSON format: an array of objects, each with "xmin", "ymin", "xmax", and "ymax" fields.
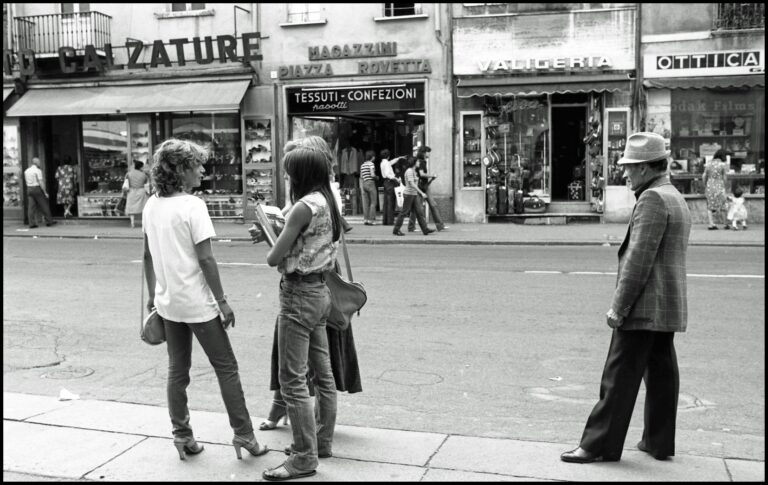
[{"xmin": 287, "ymin": 84, "xmax": 424, "ymax": 114}]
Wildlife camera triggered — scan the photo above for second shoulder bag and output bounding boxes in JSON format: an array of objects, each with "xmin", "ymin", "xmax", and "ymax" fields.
[{"xmin": 324, "ymin": 228, "xmax": 367, "ymax": 332}]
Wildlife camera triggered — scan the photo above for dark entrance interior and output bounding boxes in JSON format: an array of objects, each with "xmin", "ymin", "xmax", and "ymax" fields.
[{"xmin": 551, "ymin": 106, "xmax": 587, "ymax": 201}]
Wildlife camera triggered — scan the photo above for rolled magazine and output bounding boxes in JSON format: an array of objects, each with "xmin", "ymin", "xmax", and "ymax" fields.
[{"xmin": 253, "ymin": 203, "xmax": 285, "ymax": 247}]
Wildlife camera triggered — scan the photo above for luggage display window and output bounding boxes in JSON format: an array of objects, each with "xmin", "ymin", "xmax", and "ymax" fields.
[{"xmin": 460, "ymin": 113, "xmax": 483, "ymax": 189}]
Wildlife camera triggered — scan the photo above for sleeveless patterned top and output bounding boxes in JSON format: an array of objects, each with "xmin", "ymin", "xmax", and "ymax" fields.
[{"xmin": 278, "ymin": 191, "xmax": 338, "ymax": 275}]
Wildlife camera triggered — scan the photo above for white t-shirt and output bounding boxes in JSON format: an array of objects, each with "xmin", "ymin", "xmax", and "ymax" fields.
[{"xmin": 142, "ymin": 194, "xmax": 219, "ymax": 323}]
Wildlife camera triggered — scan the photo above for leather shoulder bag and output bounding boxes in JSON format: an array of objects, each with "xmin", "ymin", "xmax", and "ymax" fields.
[
  {"xmin": 324, "ymin": 228, "xmax": 367, "ymax": 331},
  {"xmin": 141, "ymin": 257, "xmax": 166, "ymax": 345}
]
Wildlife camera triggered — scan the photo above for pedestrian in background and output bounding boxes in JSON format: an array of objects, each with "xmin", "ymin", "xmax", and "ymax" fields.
[
  {"xmin": 360, "ymin": 150, "xmax": 378, "ymax": 225},
  {"xmin": 143, "ymin": 138, "xmax": 268, "ymax": 462},
  {"xmin": 55, "ymin": 157, "xmax": 76, "ymax": 218},
  {"xmin": 251, "ymin": 137, "xmax": 362, "ymax": 436},
  {"xmin": 256, "ymin": 145, "xmax": 341, "ymax": 481},
  {"xmin": 726, "ymin": 186, "xmax": 748, "ymax": 231},
  {"xmin": 562, "ymin": 132, "xmax": 691, "ymax": 464},
  {"xmin": 393, "ymin": 156, "xmax": 434, "ymax": 236},
  {"xmin": 379, "ymin": 149, "xmax": 400, "ymax": 225},
  {"xmin": 408, "ymin": 146, "xmax": 447, "ymax": 232},
  {"xmin": 124, "ymin": 161, "xmax": 150, "ymax": 228},
  {"xmin": 702, "ymin": 149, "xmax": 728, "ymax": 230},
  {"xmin": 24, "ymin": 157, "xmax": 56, "ymax": 228}
]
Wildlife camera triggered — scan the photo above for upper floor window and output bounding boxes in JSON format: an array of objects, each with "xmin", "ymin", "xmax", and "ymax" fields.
[
  {"xmin": 463, "ymin": 3, "xmax": 629, "ymax": 16},
  {"xmin": 61, "ymin": 3, "xmax": 90, "ymax": 14},
  {"xmin": 384, "ymin": 3, "xmax": 423, "ymax": 17},
  {"xmin": 287, "ymin": 3, "xmax": 324, "ymax": 23},
  {"xmin": 714, "ymin": 3, "xmax": 765, "ymax": 31},
  {"xmin": 171, "ymin": 3, "xmax": 206, "ymax": 12}
]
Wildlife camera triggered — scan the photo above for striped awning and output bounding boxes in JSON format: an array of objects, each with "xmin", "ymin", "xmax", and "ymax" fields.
[
  {"xmin": 457, "ymin": 74, "xmax": 632, "ymax": 98},
  {"xmin": 6, "ymin": 80, "xmax": 251, "ymax": 117},
  {"xmin": 643, "ymin": 75, "xmax": 764, "ymax": 90}
]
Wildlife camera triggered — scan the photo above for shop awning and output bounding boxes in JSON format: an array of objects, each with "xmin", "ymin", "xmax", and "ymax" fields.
[
  {"xmin": 457, "ymin": 74, "xmax": 631, "ymax": 98},
  {"xmin": 6, "ymin": 80, "xmax": 251, "ymax": 117},
  {"xmin": 643, "ymin": 75, "xmax": 764, "ymax": 90}
]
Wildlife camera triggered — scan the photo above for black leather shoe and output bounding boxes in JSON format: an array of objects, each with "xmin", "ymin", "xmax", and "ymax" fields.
[
  {"xmin": 393, "ymin": 230, "xmax": 405, "ymax": 236},
  {"xmin": 423, "ymin": 229, "xmax": 436, "ymax": 235},
  {"xmin": 46, "ymin": 221, "xmax": 58, "ymax": 226},
  {"xmin": 29, "ymin": 225, "xmax": 38, "ymax": 229},
  {"xmin": 560, "ymin": 447, "xmax": 619, "ymax": 464},
  {"xmin": 637, "ymin": 441, "xmax": 670, "ymax": 460}
]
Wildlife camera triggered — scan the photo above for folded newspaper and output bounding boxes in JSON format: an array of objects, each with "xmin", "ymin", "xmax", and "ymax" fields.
[{"xmin": 253, "ymin": 204, "xmax": 285, "ymax": 247}]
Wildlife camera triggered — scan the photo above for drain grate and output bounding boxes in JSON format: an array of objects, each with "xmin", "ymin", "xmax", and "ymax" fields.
[{"xmin": 41, "ymin": 366, "xmax": 94, "ymax": 380}]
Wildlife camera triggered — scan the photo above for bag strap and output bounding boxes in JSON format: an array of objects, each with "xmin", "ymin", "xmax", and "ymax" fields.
[
  {"xmin": 339, "ymin": 225, "xmax": 354, "ymax": 282},
  {"xmin": 140, "ymin": 252, "xmax": 145, "ymax": 332}
]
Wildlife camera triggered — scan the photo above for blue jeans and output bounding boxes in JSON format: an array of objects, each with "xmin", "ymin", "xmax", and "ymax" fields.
[
  {"xmin": 164, "ymin": 316, "xmax": 254, "ymax": 439},
  {"xmin": 361, "ymin": 179, "xmax": 378, "ymax": 221},
  {"xmin": 278, "ymin": 275, "xmax": 337, "ymax": 473}
]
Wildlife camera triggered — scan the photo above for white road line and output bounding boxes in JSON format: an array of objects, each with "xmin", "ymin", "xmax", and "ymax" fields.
[
  {"xmin": 570, "ymin": 271, "xmax": 615, "ymax": 275},
  {"xmin": 524, "ymin": 270, "xmax": 563, "ymax": 274},
  {"xmin": 688, "ymin": 274, "xmax": 764, "ymax": 279},
  {"xmin": 131, "ymin": 260, "xmax": 268, "ymax": 267}
]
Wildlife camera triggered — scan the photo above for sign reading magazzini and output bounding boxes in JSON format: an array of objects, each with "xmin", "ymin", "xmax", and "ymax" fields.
[
  {"xmin": 644, "ymin": 50, "xmax": 764, "ymax": 78},
  {"xmin": 287, "ymin": 84, "xmax": 424, "ymax": 115}
]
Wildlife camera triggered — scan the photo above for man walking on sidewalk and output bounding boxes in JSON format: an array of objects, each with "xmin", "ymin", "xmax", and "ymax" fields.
[
  {"xmin": 24, "ymin": 157, "xmax": 57, "ymax": 228},
  {"xmin": 561, "ymin": 132, "xmax": 691, "ymax": 464},
  {"xmin": 379, "ymin": 149, "xmax": 400, "ymax": 225}
]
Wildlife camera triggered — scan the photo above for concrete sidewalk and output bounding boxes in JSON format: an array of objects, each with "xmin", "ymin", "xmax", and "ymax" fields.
[
  {"xmin": 3, "ymin": 392, "xmax": 764, "ymax": 482},
  {"xmin": 3, "ymin": 220, "xmax": 764, "ymax": 247}
]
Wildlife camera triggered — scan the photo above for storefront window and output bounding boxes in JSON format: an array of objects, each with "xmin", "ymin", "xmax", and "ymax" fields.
[
  {"xmin": 82, "ymin": 116, "xmax": 129, "ymax": 194},
  {"xmin": 670, "ymin": 88, "xmax": 765, "ymax": 195},
  {"xmin": 3, "ymin": 124, "xmax": 22, "ymax": 209},
  {"xmin": 244, "ymin": 118, "xmax": 275, "ymax": 206}
]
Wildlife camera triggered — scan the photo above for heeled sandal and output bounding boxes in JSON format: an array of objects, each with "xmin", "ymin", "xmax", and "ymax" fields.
[
  {"xmin": 232, "ymin": 434, "xmax": 269, "ymax": 460},
  {"xmin": 262, "ymin": 463, "xmax": 317, "ymax": 482},
  {"xmin": 259, "ymin": 401, "xmax": 289, "ymax": 430},
  {"xmin": 173, "ymin": 436, "xmax": 204, "ymax": 461}
]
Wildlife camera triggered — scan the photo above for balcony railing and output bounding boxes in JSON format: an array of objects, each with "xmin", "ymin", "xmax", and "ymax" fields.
[
  {"xmin": 14, "ymin": 11, "xmax": 112, "ymax": 55},
  {"xmin": 714, "ymin": 3, "xmax": 765, "ymax": 31}
]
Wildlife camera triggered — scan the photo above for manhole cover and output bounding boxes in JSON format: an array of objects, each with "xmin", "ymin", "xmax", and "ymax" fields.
[{"xmin": 41, "ymin": 366, "xmax": 94, "ymax": 380}]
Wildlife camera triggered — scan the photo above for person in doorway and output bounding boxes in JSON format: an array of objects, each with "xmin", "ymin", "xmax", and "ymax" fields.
[
  {"xmin": 124, "ymin": 161, "xmax": 150, "ymax": 228},
  {"xmin": 702, "ymin": 149, "xmax": 729, "ymax": 230},
  {"xmin": 24, "ymin": 157, "xmax": 56, "ymax": 228},
  {"xmin": 379, "ymin": 149, "xmax": 400, "ymax": 225},
  {"xmin": 255, "ymin": 145, "xmax": 341, "ymax": 481},
  {"xmin": 393, "ymin": 156, "xmax": 435, "ymax": 236},
  {"xmin": 408, "ymin": 146, "xmax": 447, "ymax": 232},
  {"xmin": 561, "ymin": 132, "xmax": 691, "ymax": 464},
  {"xmin": 55, "ymin": 158, "xmax": 77, "ymax": 218},
  {"xmin": 360, "ymin": 150, "xmax": 378, "ymax": 225},
  {"xmin": 251, "ymin": 135, "xmax": 362, "ymax": 442},
  {"xmin": 142, "ymin": 138, "xmax": 268, "ymax": 462}
]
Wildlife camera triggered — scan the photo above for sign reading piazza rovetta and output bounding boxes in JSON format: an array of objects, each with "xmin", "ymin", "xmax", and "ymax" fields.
[
  {"xmin": 278, "ymin": 41, "xmax": 431, "ymax": 80},
  {"xmin": 3, "ymin": 33, "xmax": 262, "ymax": 76}
]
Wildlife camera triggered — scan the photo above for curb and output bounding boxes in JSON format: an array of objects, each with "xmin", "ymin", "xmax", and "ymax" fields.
[{"xmin": 3, "ymin": 233, "xmax": 764, "ymax": 247}]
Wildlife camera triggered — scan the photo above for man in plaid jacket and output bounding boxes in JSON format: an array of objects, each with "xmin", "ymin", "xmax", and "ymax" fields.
[{"xmin": 562, "ymin": 132, "xmax": 692, "ymax": 464}]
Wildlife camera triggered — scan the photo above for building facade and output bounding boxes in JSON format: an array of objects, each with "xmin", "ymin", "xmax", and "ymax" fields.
[{"xmin": 641, "ymin": 3, "xmax": 765, "ymax": 223}]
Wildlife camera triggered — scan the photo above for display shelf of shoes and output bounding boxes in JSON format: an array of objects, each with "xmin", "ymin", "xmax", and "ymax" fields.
[
  {"xmin": 244, "ymin": 118, "xmax": 275, "ymax": 209},
  {"xmin": 461, "ymin": 114, "xmax": 483, "ymax": 189},
  {"xmin": 78, "ymin": 194, "xmax": 125, "ymax": 218}
]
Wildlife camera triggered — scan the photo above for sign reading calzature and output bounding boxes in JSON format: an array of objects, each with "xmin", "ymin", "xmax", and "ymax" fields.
[
  {"xmin": 644, "ymin": 50, "xmax": 764, "ymax": 78},
  {"xmin": 286, "ymin": 83, "xmax": 424, "ymax": 114},
  {"xmin": 478, "ymin": 56, "xmax": 612, "ymax": 73}
]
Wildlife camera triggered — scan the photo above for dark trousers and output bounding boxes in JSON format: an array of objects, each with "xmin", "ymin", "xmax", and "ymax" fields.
[
  {"xmin": 164, "ymin": 316, "xmax": 254, "ymax": 439},
  {"xmin": 394, "ymin": 194, "xmax": 429, "ymax": 234},
  {"xmin": 580, "ymin": 329, "xmax": 679, "ymax": 459},
  {"xmin": 27, "ymin": 186, "xmax": 53, "ymax": 226},
  {"xmin": 382, "ymin": 179, "xmax": 397, "ymax": 225},
  {"xmin": 408, "ymin": 187, "xmax": 444, "ymax": 231}
]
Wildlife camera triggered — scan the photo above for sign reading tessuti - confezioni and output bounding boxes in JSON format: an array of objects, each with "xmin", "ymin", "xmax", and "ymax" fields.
[
  {"xmin": 286, "ymin": 83, "xmax": 424, "ymax": 114},
  {"xmin": 644, "ymin": 50, "xmax": 764, "ymax": 78}
]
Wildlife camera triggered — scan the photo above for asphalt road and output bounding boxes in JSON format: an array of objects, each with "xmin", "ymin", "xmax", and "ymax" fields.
[{"xmin": 3, "ymin": 238, "xmax": 765, "ymax": 460}]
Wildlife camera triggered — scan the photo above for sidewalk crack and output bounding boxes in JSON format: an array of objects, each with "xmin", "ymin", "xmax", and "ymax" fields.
[
  {"xmin": 79, "ymin": 435, "xmax": 150, "ymax": 480},
  {"xmin": 723, "ymin": 458, "xmax": 735, "ymax": 482},
  {"xmin": 420, "ymin": 433, "xmax": 450, "ymax": 480}
]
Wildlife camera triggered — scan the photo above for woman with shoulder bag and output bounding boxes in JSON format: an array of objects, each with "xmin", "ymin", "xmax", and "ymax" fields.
[
  {"xmin": 125, "ymin": 161, "xmax": 150, "ymax": 228},
  {"xmin": 143, "ymin": 139, "xmax": 268, "ymax": 461},
  {"xmin": 249, "ymin": 137, "xmax": 362, "ymax": 458}
]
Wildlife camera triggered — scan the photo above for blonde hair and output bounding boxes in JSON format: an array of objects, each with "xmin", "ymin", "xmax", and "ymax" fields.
[{"xmin": 151, "ymin": 138, "xmax": 208, "ymax": 197}]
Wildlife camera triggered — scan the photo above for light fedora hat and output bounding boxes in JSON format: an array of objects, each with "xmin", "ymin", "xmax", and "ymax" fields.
[{"xmin": 617, "ymin": 132, "xmax": 670, "ymax": 165}]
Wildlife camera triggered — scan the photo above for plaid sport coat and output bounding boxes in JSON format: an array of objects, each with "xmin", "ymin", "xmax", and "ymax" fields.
[{"xmin": 611, "ymin": 175, "xmax": 692, "ymax": 332}]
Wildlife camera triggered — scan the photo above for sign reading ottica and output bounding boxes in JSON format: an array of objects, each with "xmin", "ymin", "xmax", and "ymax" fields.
[
  {"xmin": 645, "ymin": 50, "xmax": 764, "ymax": 78},
  {"xmin": 286, "ymin": 83, "xmax": 424, "ymax": 114}
]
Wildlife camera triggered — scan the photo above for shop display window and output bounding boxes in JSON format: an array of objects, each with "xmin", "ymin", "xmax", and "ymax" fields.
[
  {"xmin": 483, "ymin": 95, "xmax": 550, "ymax": 200},
  {"xmin": 82, "ymin": 116, "xmax": 129, "ymax": 194},
  {"xmin": 129, "ymin": 118, "xmax": 151, "ymax": 168},
  {"xmin": 244, "ymin": 118, "xmax": 275, "ymax": 206},
  {"xmin": 670, "ymin": 88, "xmax": 765, "ymax": 195},
  {"xmin": 3, "ymin": 124, "xmax": 22, "ymax": 209},
  {"xmin": 605, "ymin": 110, "xmax": 629, "ymax": 185},
  {"xmin": 460, "ymin": 113, "xmax": 483, "ymax": 188}
]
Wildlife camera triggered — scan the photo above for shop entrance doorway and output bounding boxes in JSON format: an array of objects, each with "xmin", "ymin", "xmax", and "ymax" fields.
[
  {"xmin": 551, "ymin": 105, "xmax": 587, "ymax": 201},
  {"xmin": 47, "ymin": 117, "xmax": 81, "ymax": 217}
]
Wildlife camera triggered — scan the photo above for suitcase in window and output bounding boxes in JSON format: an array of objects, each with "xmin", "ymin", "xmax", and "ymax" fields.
[
  {"xmin": 486, "ymin": 184, "xmax": 498, "ymax": 215},
  {"xmin": 508, "ymin": 187, "xmax": 517, "ymax": 213},
  {"xmin": 513, "ymin": 190, "xmax": 524, "ymax": 214},
  {"xmin": 497, "ymin": 185, "xmax": 508, "ymax": 214}
]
